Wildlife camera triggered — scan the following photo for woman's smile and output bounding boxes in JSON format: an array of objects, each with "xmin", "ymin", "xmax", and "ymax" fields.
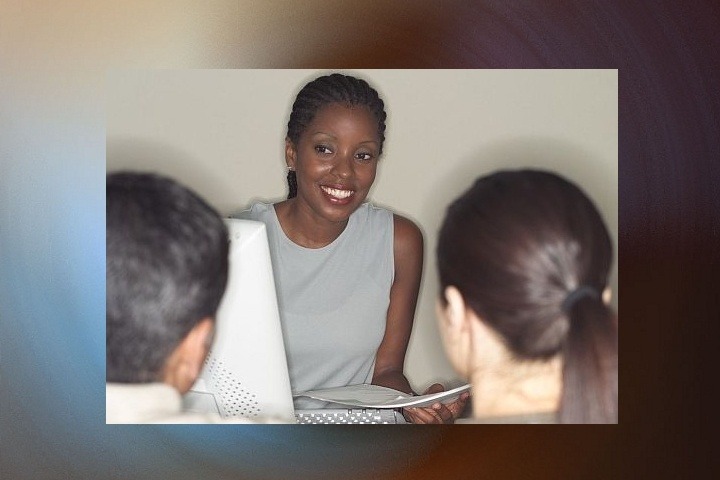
[{"xmin": 320, "ymin": 185, "xmax": 355, "ymax": 204}]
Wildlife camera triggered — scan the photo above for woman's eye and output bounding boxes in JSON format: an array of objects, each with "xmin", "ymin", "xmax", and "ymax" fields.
[
  {"xmin": 356, "ymin": 152, "xmax": 374, "ymax": 161},
  {"xmin": 315, "ymin": 145, "xmax": 333, "ymax": 155}
]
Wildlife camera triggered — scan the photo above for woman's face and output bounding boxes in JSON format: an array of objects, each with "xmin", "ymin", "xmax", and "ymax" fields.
[{"xmin": 286, "ymin": 102, "xmax": 380, "ymax": 224}]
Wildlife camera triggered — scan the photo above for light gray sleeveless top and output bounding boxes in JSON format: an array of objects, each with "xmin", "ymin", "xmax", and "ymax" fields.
[{"xmin": 237, "ymin": 203, "xmax": 394, "ymax": 408}]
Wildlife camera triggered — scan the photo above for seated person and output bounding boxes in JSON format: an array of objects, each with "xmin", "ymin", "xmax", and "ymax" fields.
[
  {"xmin": 435, "ymin": 169, "xmax": 618, "ymax": 423},
  {"xmin": 106, "ymin": 171, "xmax": 278, "ymax": 423}
]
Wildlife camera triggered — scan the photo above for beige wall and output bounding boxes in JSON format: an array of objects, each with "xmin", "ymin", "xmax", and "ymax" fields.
[{"xmin": 107, "ymin": 69, "xmax": 617, "ymax": 391}]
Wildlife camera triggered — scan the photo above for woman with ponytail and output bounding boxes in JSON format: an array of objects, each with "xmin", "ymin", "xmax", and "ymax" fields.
[{"xmin": 436, "ymin": 169, "xmax": 617, "ymax": 423}]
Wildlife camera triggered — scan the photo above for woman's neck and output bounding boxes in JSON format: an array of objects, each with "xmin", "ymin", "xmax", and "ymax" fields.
[
  {"xmin": 274, "ymin": 199, "xmax": 348, "ymax": 248},
  {"xmin": 469, "ymin": 355, "xmax": 562, "ymax": 419}
]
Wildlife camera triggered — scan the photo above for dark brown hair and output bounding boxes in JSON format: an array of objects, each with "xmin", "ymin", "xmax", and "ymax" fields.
[{"xmin": 437, "ymin": 169, "xmax": 617, "ymax": 423}]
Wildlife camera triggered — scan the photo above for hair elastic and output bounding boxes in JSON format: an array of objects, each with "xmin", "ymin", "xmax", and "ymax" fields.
[{"xmin": 562, "ymin": 285, "xmax": 600, "ymax": 313}]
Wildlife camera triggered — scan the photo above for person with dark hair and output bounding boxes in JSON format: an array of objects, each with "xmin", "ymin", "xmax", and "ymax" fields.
[
  {"xmin": 106, "ymin": 171, "xmax": 272, "ymax": 423},
  {"xmin": 436, "ymin": 169, "xmax": 618, "ymax": 423},
  {"xmin": 238, "ymin": 72, "xmax": 468, "ymax": 423}
]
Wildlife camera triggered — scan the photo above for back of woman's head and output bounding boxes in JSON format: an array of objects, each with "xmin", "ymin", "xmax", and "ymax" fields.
[{"xmin": 437, "ymin": 169, "xmax": 617, "ymax": 423}]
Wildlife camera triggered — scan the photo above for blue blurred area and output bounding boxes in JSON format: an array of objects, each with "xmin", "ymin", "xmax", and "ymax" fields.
[
  {"xmin": 0, "ymin": 84, "xmax": 441, "ymax": 480},
  {"xmin": 7, "ymin": 0, "xmax": 707, "ymax": 477}
]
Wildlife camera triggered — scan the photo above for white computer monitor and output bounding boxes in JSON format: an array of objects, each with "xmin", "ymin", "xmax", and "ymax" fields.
[{"xmin": 182, "ymin": 219, "xmax": 296, "ymax": 422}]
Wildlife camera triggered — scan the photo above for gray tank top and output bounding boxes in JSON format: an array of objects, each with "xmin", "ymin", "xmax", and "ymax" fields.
[{"xmin": 237, "ymin": 202, "xmax": 394, "ymax": 408}]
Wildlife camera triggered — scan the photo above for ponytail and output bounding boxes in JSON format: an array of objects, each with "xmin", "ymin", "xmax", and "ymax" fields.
[{"xmin": 559, "ymin": 296, "xmax": 618, "ymax": 423}]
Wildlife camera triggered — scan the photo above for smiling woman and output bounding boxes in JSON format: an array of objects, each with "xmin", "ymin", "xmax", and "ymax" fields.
[
  {"xmin": 236, "ymin": 73, "xmax": 468, "ymax": 423},
  {"xmin": 283, "ymin": 102, "xmax": 380, "ymax": 235}
]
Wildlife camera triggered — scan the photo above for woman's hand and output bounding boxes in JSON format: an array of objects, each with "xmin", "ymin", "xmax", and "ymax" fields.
[{"xmin": 401, "ymin": 383, "xmax": 470, "ymax": 424}]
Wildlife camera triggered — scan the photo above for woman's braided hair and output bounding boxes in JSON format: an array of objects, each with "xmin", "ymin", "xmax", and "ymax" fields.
[{"xmin": 285, "ymin": 73, "xmax": 387, "ymax": 199}]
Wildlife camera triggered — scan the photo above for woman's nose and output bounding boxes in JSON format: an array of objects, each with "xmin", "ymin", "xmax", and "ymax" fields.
[{"xmin": 333, "ymin": 153, "xmax": 353, "ymax": 178}]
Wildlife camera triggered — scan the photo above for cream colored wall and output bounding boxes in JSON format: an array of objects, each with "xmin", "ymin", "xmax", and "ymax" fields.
[{"xmin": 107, "ymin": 69, "xmax": 617, "ymax": 391}]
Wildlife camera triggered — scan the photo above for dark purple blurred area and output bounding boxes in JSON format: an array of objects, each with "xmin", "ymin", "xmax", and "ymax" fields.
[{"xmin": 1, "ymin": 1, "xmax": 717, "ymax": 479}]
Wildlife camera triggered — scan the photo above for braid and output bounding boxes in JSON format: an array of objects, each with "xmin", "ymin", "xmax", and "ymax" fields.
[
  {"xmin": 287, "ymin": 170, "xmax": 297, "ymax": 200},
  {"xmin": 285, "ymin": 73, "xmax": 387, "ymax": 199}
]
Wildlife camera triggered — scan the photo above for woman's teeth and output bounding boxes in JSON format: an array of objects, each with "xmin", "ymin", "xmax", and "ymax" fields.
[{"xmin": 321, "ymin": 186, "xmax": 354, "ymax": 199}]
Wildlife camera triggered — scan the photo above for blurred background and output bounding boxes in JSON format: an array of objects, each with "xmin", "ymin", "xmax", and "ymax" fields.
[{"xmin": 2, "ymin": 1, "xmax": 717, "ymax": 479}]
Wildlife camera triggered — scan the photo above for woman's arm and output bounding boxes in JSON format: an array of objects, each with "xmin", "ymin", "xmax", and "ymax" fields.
[
  {"xmin": 371, "ymin": 214, "xmax": 423, "ymax": 394},
  {"xmin": 372, "ymin": 214, "xmax": 469, "ymax": 424}
]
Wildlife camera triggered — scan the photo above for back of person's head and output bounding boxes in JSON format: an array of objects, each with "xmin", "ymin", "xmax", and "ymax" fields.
[
  {"xmin": 437, "ymin": 169, "xmax": 617, "ymax": 423},
  {"xmin": 106, "ymin": 172, "xmax": 229, "ymax": 384},
  {"xmin": 285, "ymin": 72, "xmax": 387, "ymax": 199}
]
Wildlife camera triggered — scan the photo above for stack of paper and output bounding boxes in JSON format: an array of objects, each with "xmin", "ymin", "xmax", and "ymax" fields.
[{"xmin": 293, "ymin": 383, "xmax": 470, "ymax": 409}]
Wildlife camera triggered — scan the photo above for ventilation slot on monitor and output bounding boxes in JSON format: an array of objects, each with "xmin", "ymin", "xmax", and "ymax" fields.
[{"xmin": 204, "ymin": 356, "xmax": 261, "ymax": 418}]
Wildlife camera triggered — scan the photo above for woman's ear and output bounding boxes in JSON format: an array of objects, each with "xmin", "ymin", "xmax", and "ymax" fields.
[
  {"xmin": 285, "ymin": 137, "xmax": 297, "ymax": 171},
  {"xmin": 437, "ymin": 286, "xmax": 476, "ymax": 379},
  {"xmin": 441, "ymin": 286, "xmax": 468, "ymax": 333},
  {"xmin": 602, "ymin": 286, "xmax": 612, "ymax": 305}
]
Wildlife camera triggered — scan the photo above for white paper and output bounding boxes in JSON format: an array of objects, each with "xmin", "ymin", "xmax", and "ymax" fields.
[{"xmin": 292, "ymin": 383, "xmax": 471, "ymax": 409}]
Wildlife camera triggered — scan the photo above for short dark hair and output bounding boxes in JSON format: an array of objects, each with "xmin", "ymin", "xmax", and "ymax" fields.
[
  {"xmin": 106, "ymin": 172, "xmax": 229, "ymax": 383},
  {"xmin": 437, "ymin": 169, "xmax": 617, "ymax": 423},
  {"xmin": 285, "ymin": 72, "xmax": 387, "ymax": 199}
]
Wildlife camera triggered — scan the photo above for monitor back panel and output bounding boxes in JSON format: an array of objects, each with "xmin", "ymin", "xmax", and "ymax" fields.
[{"xmin": 184, "ymin": 219, "xmax": 295, "ymax": 422}]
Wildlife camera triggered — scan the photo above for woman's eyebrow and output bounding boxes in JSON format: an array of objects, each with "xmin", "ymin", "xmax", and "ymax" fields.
[
  {"xmin": 310, "ymin": 131, "xmax": 336, "ymax": 138},
  {"xmin": 311, "ymin": 132, "xmax": 378, "ymax": 144}
]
